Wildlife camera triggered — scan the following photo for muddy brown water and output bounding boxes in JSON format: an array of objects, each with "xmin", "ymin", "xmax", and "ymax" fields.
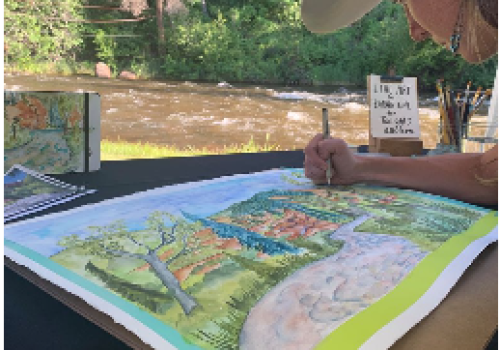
[{"xmin": 5, "ymin": 74, "xmax": 452, "ymax": 150}]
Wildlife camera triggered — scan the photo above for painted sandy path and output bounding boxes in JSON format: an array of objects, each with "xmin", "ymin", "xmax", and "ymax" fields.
[
  {"xmin": 5, "ymin": 130, "xmax": 81, "ymax": 172},
  {"xmin": 240, "ymin": 214, "xmax": 428, "ymax": 350}
]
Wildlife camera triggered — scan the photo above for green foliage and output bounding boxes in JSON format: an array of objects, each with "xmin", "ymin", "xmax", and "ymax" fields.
[
  {"xmin": 292, "ymin": 235, "xmax": 344, "ymax": 255},
  {"xmin": 93, "ymin": 29, "xmax": 117, "ymax": 73},
  {"xmin": 399, "ymin": 40, "xmax": 498, "ymax": 89},
  {"xmin": 353, "ymin": 193, "xmax": 484, "ymax": 250},
  {"xmin": 5, "ymin": 0, "xmax": 497, "ymax": 89},
  {"xmin": 4, "ymin": 0, "xmax": 83, "ymax": 68},
  {"xmin": 4, "ymin": 121, "xmax": 32, "ymax": 150},
  {"xmin": 85, "ymin": 261, "xmax": 174, "ymax": 313}
]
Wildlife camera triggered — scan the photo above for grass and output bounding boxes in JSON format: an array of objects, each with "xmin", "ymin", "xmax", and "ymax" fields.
[
  {"xmin": 5, "ymin": 60, "xmax": 95, "ymax": 76},
  {"xmin": 100, "ymin": 135, "xmax": 283, "ymax": 161}
]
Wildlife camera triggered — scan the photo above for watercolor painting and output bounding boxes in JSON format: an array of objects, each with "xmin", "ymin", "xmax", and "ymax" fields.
[
  {"xmin": 4, "ymin": 169, "xmax": 497, "ymax": 350},
  {"xmin": 4, "ymin": 164, "xmax": 95, "ymax": 222},
  {"xmin": 4, "ymin": 91, "xmax": 100, "ymax": 174},
  {"xmin": 4, "ymin": 165, "xmax": 76, "ymax": 216}
]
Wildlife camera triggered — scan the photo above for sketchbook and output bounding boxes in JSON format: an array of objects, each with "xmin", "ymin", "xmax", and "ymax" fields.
[
  {"xmin": 4, "ymin": 91, "xmax": 101, "ymax": 174},
  {"xmin": 4, "ymin": 168, "xmax": 497, "ymax": 349},
  {"xmin": 4, "ymin": 164, "xmax": 96, "ymax": 223}
]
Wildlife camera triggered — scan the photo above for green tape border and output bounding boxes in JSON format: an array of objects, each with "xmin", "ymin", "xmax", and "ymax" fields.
[
  {"xmin": 315, "ymin": 211, "xmax": 498, "ymax": 350},
  {"xmin": 4, "ymin": 239, "xmax": 201, "ymax": 350}
]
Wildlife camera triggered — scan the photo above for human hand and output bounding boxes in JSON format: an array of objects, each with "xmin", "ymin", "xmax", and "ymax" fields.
[{"xmin": 304, "ymin": 134, "xmax": 360, "ymax": 185}]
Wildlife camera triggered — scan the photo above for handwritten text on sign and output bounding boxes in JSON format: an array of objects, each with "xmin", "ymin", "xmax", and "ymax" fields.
[{"xmin": 369, "ymin": 75, "xmax": 420, "ymax": 138}]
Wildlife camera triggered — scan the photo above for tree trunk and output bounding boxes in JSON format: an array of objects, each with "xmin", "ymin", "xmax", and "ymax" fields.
[
  {"xmin": 146, "ymin": 253, "xmax": 198, "ymax": 315},
  {"xmin": 201, "ymin": 0, "xmax": 209, "ymax": 17},
  {"xmin": 156, "ymin": 0, "xmax": 165, "ymax": 55}
]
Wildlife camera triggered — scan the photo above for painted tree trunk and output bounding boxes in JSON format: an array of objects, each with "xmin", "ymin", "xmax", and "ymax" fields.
[{"xmin": 146, "ymin": 253, "xmax": 198, "ymax": 315}]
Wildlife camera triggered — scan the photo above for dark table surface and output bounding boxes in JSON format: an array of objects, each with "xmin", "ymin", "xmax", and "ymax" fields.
[{"xmin": 5, "ymin": 151, "xmax": 304, "ymax": 350}]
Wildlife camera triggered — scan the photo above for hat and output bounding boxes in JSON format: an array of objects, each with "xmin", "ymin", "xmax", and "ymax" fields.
[{"xmin": 301, "ymin": 0, "xmax": 383, "ymax": 33}]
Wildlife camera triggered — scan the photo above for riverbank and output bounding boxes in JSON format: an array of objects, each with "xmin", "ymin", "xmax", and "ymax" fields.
[
  {"xmin": 4, "ymin": 64, "xmax": 360, "ymax": 89},
  {"xmin": 101, "ymin": 138, "xmax": 282, "ymax": 161},
  {"xmin": 4, "ymin": 62, "xmax": 95, "ymax": 78}
]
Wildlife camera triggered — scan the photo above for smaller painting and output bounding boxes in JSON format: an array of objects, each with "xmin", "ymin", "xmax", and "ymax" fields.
[{"xmin": 4, "ymin": 164, "xmax": 95, "ymax": 222}]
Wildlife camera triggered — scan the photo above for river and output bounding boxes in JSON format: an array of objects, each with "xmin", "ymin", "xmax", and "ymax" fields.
[{"xmin": 4, "ymin": 73, "xmax": 449, "ymax": 150}]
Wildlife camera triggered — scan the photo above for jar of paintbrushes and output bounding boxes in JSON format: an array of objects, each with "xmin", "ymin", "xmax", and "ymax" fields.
[{"xmin": 429, "ymin": 79, "xmax": 494, "ymax": 155}]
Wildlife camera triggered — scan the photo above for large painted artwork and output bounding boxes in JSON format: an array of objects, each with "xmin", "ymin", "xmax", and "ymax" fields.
[
  {"xmin": 4, "ymin": 169, "xmax": 497, "ymax": 349},
  {"xmin": 4, "ymin": 91, "xmax": 101, "ymax": 174}
]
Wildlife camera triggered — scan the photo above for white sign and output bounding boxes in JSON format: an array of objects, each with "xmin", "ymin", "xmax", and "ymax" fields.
[{"xmin": 369, "ymin": 75, "xmax": 420, "ymax": 138}]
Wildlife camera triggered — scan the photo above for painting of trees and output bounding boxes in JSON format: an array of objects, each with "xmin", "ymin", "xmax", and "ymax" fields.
[{"xmin": 58, "ymin": 211, "xmax": 199, "ymax": 315}]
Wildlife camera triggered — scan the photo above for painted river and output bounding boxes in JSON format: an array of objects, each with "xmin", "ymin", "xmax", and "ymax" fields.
[{"xmin": 5, "ymin": 73, "xmax": 455, "ymax": 150}]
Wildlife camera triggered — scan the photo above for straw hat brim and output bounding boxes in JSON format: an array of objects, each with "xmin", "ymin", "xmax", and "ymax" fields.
[{"xmin": 301, "ymin": 0, "xmax": 383, "ymax": 33}]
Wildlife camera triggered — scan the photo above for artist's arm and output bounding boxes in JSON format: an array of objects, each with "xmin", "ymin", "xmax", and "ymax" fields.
[{"xmin": 304, "ymin": 135, "xmax": 498, "ymax": 205}]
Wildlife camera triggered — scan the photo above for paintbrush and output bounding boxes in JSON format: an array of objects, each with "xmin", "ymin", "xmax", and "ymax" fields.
[
  {"xmin": 450, "ymin": 90, "xmax": 463, "ymax": 151},
  {"xmin": 471, "ymin": 86, "xmax": 482, "ymax": 109},
  {"xmin": 445, "ymin": 85, "xmax": 457, "ymax": 146},
  {"xmin": 470, "ymin": 89, "xmax": 492, "ymax": 117},
  {"xmin": 322, "ymin": 108, "xmax": 332, "ymax": 185},
  {"xmin": 461, "ymin": 81, "xmax": 472, "ymax": 138},
  {"xmin": 436, "ymin": 80, "xmax": 450, "ymax": 144}
]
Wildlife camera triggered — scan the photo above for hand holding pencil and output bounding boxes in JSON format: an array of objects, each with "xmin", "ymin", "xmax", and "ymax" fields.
[{"xmin": 303, "ymin": 132, "xmax": 360, "ymax": 186}]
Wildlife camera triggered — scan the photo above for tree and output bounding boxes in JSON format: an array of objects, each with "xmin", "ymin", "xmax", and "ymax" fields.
[
  {"xmin": 11, "ymin": 117, "xmax": 20, "ymax": 140},
  {"xmin": 4, "ymin": 0, "xmax": 83, "ymax": 66},
  {"xmin": 156, "ymin": 0, "xmax": 166, "ymax": 55},
  {"xmin": 59, "ymin": 211, "xmax": 199, "ymax": 315}
]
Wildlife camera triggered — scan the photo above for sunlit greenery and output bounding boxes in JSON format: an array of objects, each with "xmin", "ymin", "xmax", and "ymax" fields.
[
  {"xmin": 101, "ymin": 135, "xmax": 281, "ymax": 160},
  {"xmin": 4, "ymin": 0, "xmax": 83, "ymax": 68},
  {"xmin": 4, "ymin": 0, "xmax": 497, "ymax": 89}
]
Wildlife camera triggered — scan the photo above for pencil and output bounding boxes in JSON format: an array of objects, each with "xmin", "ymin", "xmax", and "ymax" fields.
[{"xmin": 322, "ymin": 108, "xmax": 332, "ymax": 185}]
